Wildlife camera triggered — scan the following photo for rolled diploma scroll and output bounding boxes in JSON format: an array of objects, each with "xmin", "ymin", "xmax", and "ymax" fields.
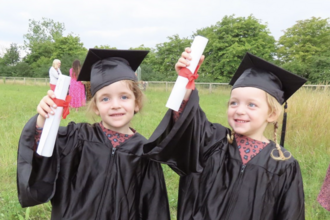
[
  {"xmin": 37, "ymin": 75, "xmax": 71, "ymax": 157},
  {"xmin": 166, "ymin": 35, "xmax": 208, "ymax": 111}
]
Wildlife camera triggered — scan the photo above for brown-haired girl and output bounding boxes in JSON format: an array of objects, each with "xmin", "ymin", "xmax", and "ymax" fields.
[
  {"xmin": 69, "ymin": 59, "xmax": 85, "ymax": 112},
  {"xmin": 144, "ymin": 48, "xmax": 306, "ymax": 220},
  {"xmin": 17, "ymin": 49, "xmax": 170, "ymax": 220}
]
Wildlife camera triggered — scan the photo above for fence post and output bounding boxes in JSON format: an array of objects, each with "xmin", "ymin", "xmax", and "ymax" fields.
[
  {"xmin": 24, "ymin": 78, "xmax": 26, "ymax": 85},
  {"xmin": 45, "ymin": 78, "xmax": 47, "ymax": 86},
  {"xmin": 166, "ymin": 82, "xmax": 168, "ymax": 92},
  {"xmin": 13, "ymin": 77, "xmax": 15, "ymax": 84},
  {"xmin": 209, "ymin": 83, "xmax": 212, "ymax": 94},
  {"xmin": 3, "ymin": 77, "xmax": 5, "ymax": 84}
]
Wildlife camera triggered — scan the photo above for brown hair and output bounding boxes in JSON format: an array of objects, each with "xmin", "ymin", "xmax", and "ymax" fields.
[
  {"xmin": 72, "ymin": 60, "xmax": 81, "ymax": 80},
  {"xmin": 87, "ymin": 80, "xmax": 144, "ymax": 115}
]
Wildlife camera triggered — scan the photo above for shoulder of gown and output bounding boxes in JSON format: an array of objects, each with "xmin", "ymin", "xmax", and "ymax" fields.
[{"xmin": 144, "ymin": 89, "xmax": 230, "ymax": 176}]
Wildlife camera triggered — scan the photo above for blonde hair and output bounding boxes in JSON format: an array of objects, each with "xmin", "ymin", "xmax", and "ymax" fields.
[
  {"xmin": 227, "ymin": 91, "xmax": 291, "ymax": 161},
  {"xmin": 87, "ymin": 80, "xmax": 145, "ymax": 116},
  {"xmin": 52, "ymin": 59, "xmax": 61, "ymax": 69}
]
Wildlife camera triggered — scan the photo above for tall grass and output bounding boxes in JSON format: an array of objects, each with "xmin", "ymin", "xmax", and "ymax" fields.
[{"xmin": 0, "ymin": 84, "xmax": 329, "ymax": 219}]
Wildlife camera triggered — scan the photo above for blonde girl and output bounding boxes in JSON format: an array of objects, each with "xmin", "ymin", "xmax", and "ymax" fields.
[{"xmin": 144, "ymin": 48, "xmax": 306, "ymax": 220}]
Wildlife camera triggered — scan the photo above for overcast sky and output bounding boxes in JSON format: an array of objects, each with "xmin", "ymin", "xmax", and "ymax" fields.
[{"xmin": 0, "ymin": 0, "xmax": 329, "ymax": 55}]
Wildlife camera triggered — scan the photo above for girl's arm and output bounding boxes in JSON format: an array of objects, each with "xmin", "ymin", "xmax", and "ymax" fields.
[
  {"xmin": 17, "ymin": 90, "xmax": 76, "ymax": 207},
  {"xmin": 172, "ymin": 48, "xmax": 204, "ymax": 122},
  {"xmin": 175, "ymin": 47, "xmax": 204, "ymax": 100},
  {"xmin": 144, "ymin": 49, "xmax": 228, "ymax": 176}
]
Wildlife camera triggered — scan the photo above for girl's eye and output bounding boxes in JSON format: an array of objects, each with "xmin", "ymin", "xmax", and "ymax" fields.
[
  {"xmin": 101, "ymin": 97, "xmax": 109, "ymax": 102},
  {"xmin": 249, "ymin": 103, "xmax": 256, "ymax": 107},
  {"xmin": 121, "ymin": 95, "xmax": 128, "ymax": 100},
  {"xmin": 229, "ymin": 101, "xmax": 237, "ymax": 106}
]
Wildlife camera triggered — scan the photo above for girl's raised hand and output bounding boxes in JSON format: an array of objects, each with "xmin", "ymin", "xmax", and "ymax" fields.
[
  {"xmin": 37, "ymin": 90, "xmax": 57, "ymax": 119},
  {"xmin": 175, "ymin": 47, "xmax": 205, "ymax": 74}
]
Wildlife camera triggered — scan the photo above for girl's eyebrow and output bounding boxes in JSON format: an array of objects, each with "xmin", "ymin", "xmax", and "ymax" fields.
[
  {"xmin": 118, "ymin": 91, "xmax": 133, "ymax": 95},
  {"xmin": 230, "ymin": 96, "xmax": 262, "ymax": 102},
  {"xmin": 97, "ymin": 92, "xmax": 108, "ymax": 97}
]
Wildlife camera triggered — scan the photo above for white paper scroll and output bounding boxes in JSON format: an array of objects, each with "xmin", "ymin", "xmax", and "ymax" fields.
[
  {"xmin": 37, "ymin": 75, "xmax": 71, "ymax": 157},
  {"xmin": 166, "ymin": 35, "xmax": 208, "ymax": 111}
]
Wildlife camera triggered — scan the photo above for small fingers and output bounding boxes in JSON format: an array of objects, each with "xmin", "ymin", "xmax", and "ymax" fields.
[
  {"xmin": 37, "ymin": 104, "xmax": 49, "ymax": 118},
  {"xmin": 178, "ymin": 57, "xmax": 190, "ymax": 66},
  {"xmin": 47, "ymin": 90, "xmax": 56, "ymax": 99},
  {"xmin": 44, "ymin": 95, "xmax": 57, "ymax": 109},
  {"xmin": 181, "ymin": 51, "xmax": 192, "ymax": 61},
  {"xmin": 185, "ymin": 47, "xmax": 191, "ymax": 53},
  {"xmin": 37, "ymin": 95, "xmax": 56, "ymax": 117}
]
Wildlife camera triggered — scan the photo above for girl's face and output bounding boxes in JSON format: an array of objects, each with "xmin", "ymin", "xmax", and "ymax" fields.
[
  {"xmin": 94, "ymin": 81, "xmax": 139, "ymax": 134},
  {"xmin": 227, "ymin": 87, "xmax": 275, "ymax": 141}
]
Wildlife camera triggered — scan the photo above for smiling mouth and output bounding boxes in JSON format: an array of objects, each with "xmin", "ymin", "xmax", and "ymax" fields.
[
  {"xmin": 235, "ymin": 119, "xmax": 249, "ymax": 123},
  {"xmin": 110, "ymin": 113, "xmax": 125, "ymax": 117}
]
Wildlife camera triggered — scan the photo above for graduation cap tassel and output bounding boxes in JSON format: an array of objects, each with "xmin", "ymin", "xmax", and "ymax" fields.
[{"xmin": 280, "ymin": 102, "xmax": 288, "ymax": 147}]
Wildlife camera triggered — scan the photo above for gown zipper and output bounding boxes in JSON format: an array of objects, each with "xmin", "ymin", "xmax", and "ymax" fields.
[
  {"xmin": 224, "ymin": 164, "xmax": 246, "ymax": 220},
  {"xmin": 95, "ymin": 147, "xmax": 117, "ymax": 219}
]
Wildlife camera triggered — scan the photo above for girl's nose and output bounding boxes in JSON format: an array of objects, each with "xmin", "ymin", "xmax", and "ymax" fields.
[
  {"xmin": 110, "ymin": 98, "xmax": 121, "ymax": 109},
  {"xmin": 235, "ymin": 105, "xmax": 245, "ymax": 115}
]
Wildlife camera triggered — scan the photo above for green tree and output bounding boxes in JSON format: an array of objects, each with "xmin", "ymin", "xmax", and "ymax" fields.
[
  {"xmin": 195, "ymin": 15, "xmax": 276, "ymax": 82},
  {"xmin": 94, "ymin": 45, "xmax": 117, "ymax": 49},
  {"xmin": 0, "ymin": 43, "xmax": 34, "ymax": 77},
  {"xmin": 23, "ymin": 18, "xmax": 65, "ymax": 75},
  {"xmin": 22, "ymin": 18, "xmax": 89, "ymax": 77},
  {"xmin": 52, "ymin": 34, "xmax": 87, "ymax": 59},
  {"xmin": 153, "ymin": 35, "xmax": 192, "ymax": 80},
  {"xmin": 24, "ymin": 41, "xmax": 54, "ymax": 64},
  {"xmin": 130, "ymin": 44, "xmax": 156, "ymax": 65},
  {"xmin": 23, "ymin": 17, "xmax": 65, "ymax": 51},
  {"xmin": 12, "ymin": 62, "xmax": 34, "ymax": 77},
  {"xmin": 51, "ymin": 35, "xmax": 87, "ymax": 75},
  {"xmin": 307, "ymin": 51, "xmax": 330, "ymax": 83},
  {"xmin": 130, "ymin": 45, "xmax": 157, "ymax": 81},
  {"xmin": 277, "ymin": 17, "xmax": 330, "ymax": 82},
  {"xmin": 2, "ymin": 43, "xmax": 20, "ymax": 66}
]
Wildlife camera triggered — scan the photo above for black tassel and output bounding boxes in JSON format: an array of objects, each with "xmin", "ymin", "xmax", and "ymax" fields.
[{"xmin": 280, "ymin": 102, "xmax": 288, "ymax": 147}]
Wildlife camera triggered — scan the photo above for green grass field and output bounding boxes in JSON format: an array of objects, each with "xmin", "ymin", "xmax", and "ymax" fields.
[{"xmin": 0, "ymin": 83, "xmax": 329, "ymax": 219}]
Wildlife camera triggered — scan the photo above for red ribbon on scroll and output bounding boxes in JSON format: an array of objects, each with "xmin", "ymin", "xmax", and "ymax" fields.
[
  {"xmin": 178, "ymin": 65, "xmax": 200, "ymax": 90},
  {"xmin": 52, "ymin": 95, "xmax": 72, "ymax": 119}
]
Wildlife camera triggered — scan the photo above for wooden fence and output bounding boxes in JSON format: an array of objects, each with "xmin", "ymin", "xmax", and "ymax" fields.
[{"xmin": 1, "ymin": 77, "xmax": 329, "ymax": 93}]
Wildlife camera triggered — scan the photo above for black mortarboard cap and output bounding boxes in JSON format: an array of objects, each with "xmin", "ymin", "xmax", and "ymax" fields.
[
  {"xmin": 78, "ymin": 49, "xmax": 149, "ymax": 96},
  {"xmin": 229, "ymin": 52, "xmax": 307, "ymax": 104}
]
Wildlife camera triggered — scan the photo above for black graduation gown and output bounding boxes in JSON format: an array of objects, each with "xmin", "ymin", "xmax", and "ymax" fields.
[
  {"xmin": 17, "ymin": 115, "xmax": 170, "ymax": 220},
  {"xmin": 144, "ymin": 90, "xmax": 305, "ymax": 220}
]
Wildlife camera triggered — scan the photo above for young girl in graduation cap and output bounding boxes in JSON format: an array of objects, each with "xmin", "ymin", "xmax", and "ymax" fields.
[
  {"xmin": 144, "ymin": 48, "xmax": 306, "ymax": 220},
  {"xmin": 17, "ymin": 49, "xmax": 170, "ymax": 220}
]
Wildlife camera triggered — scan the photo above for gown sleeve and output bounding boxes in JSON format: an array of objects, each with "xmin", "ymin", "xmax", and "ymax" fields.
[
  {"xmin": 275, "ymin": 160, "xmax": 305, "ymax": 220},
  {"xmin": 144, "ymin": 89, "xmax": 228, "ymax": 176},
  {"xmin": 139, "ymin": 159, "xmax": 170, "ymax": 220},
  {"xmin": 17, "ymin": 115, "xmax": 78, "ymax": 207}
]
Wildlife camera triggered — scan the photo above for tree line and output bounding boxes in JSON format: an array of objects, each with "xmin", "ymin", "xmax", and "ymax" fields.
[{"xmin": 0, "ymin": 15, "xmax": 329, "ymax": 84}]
